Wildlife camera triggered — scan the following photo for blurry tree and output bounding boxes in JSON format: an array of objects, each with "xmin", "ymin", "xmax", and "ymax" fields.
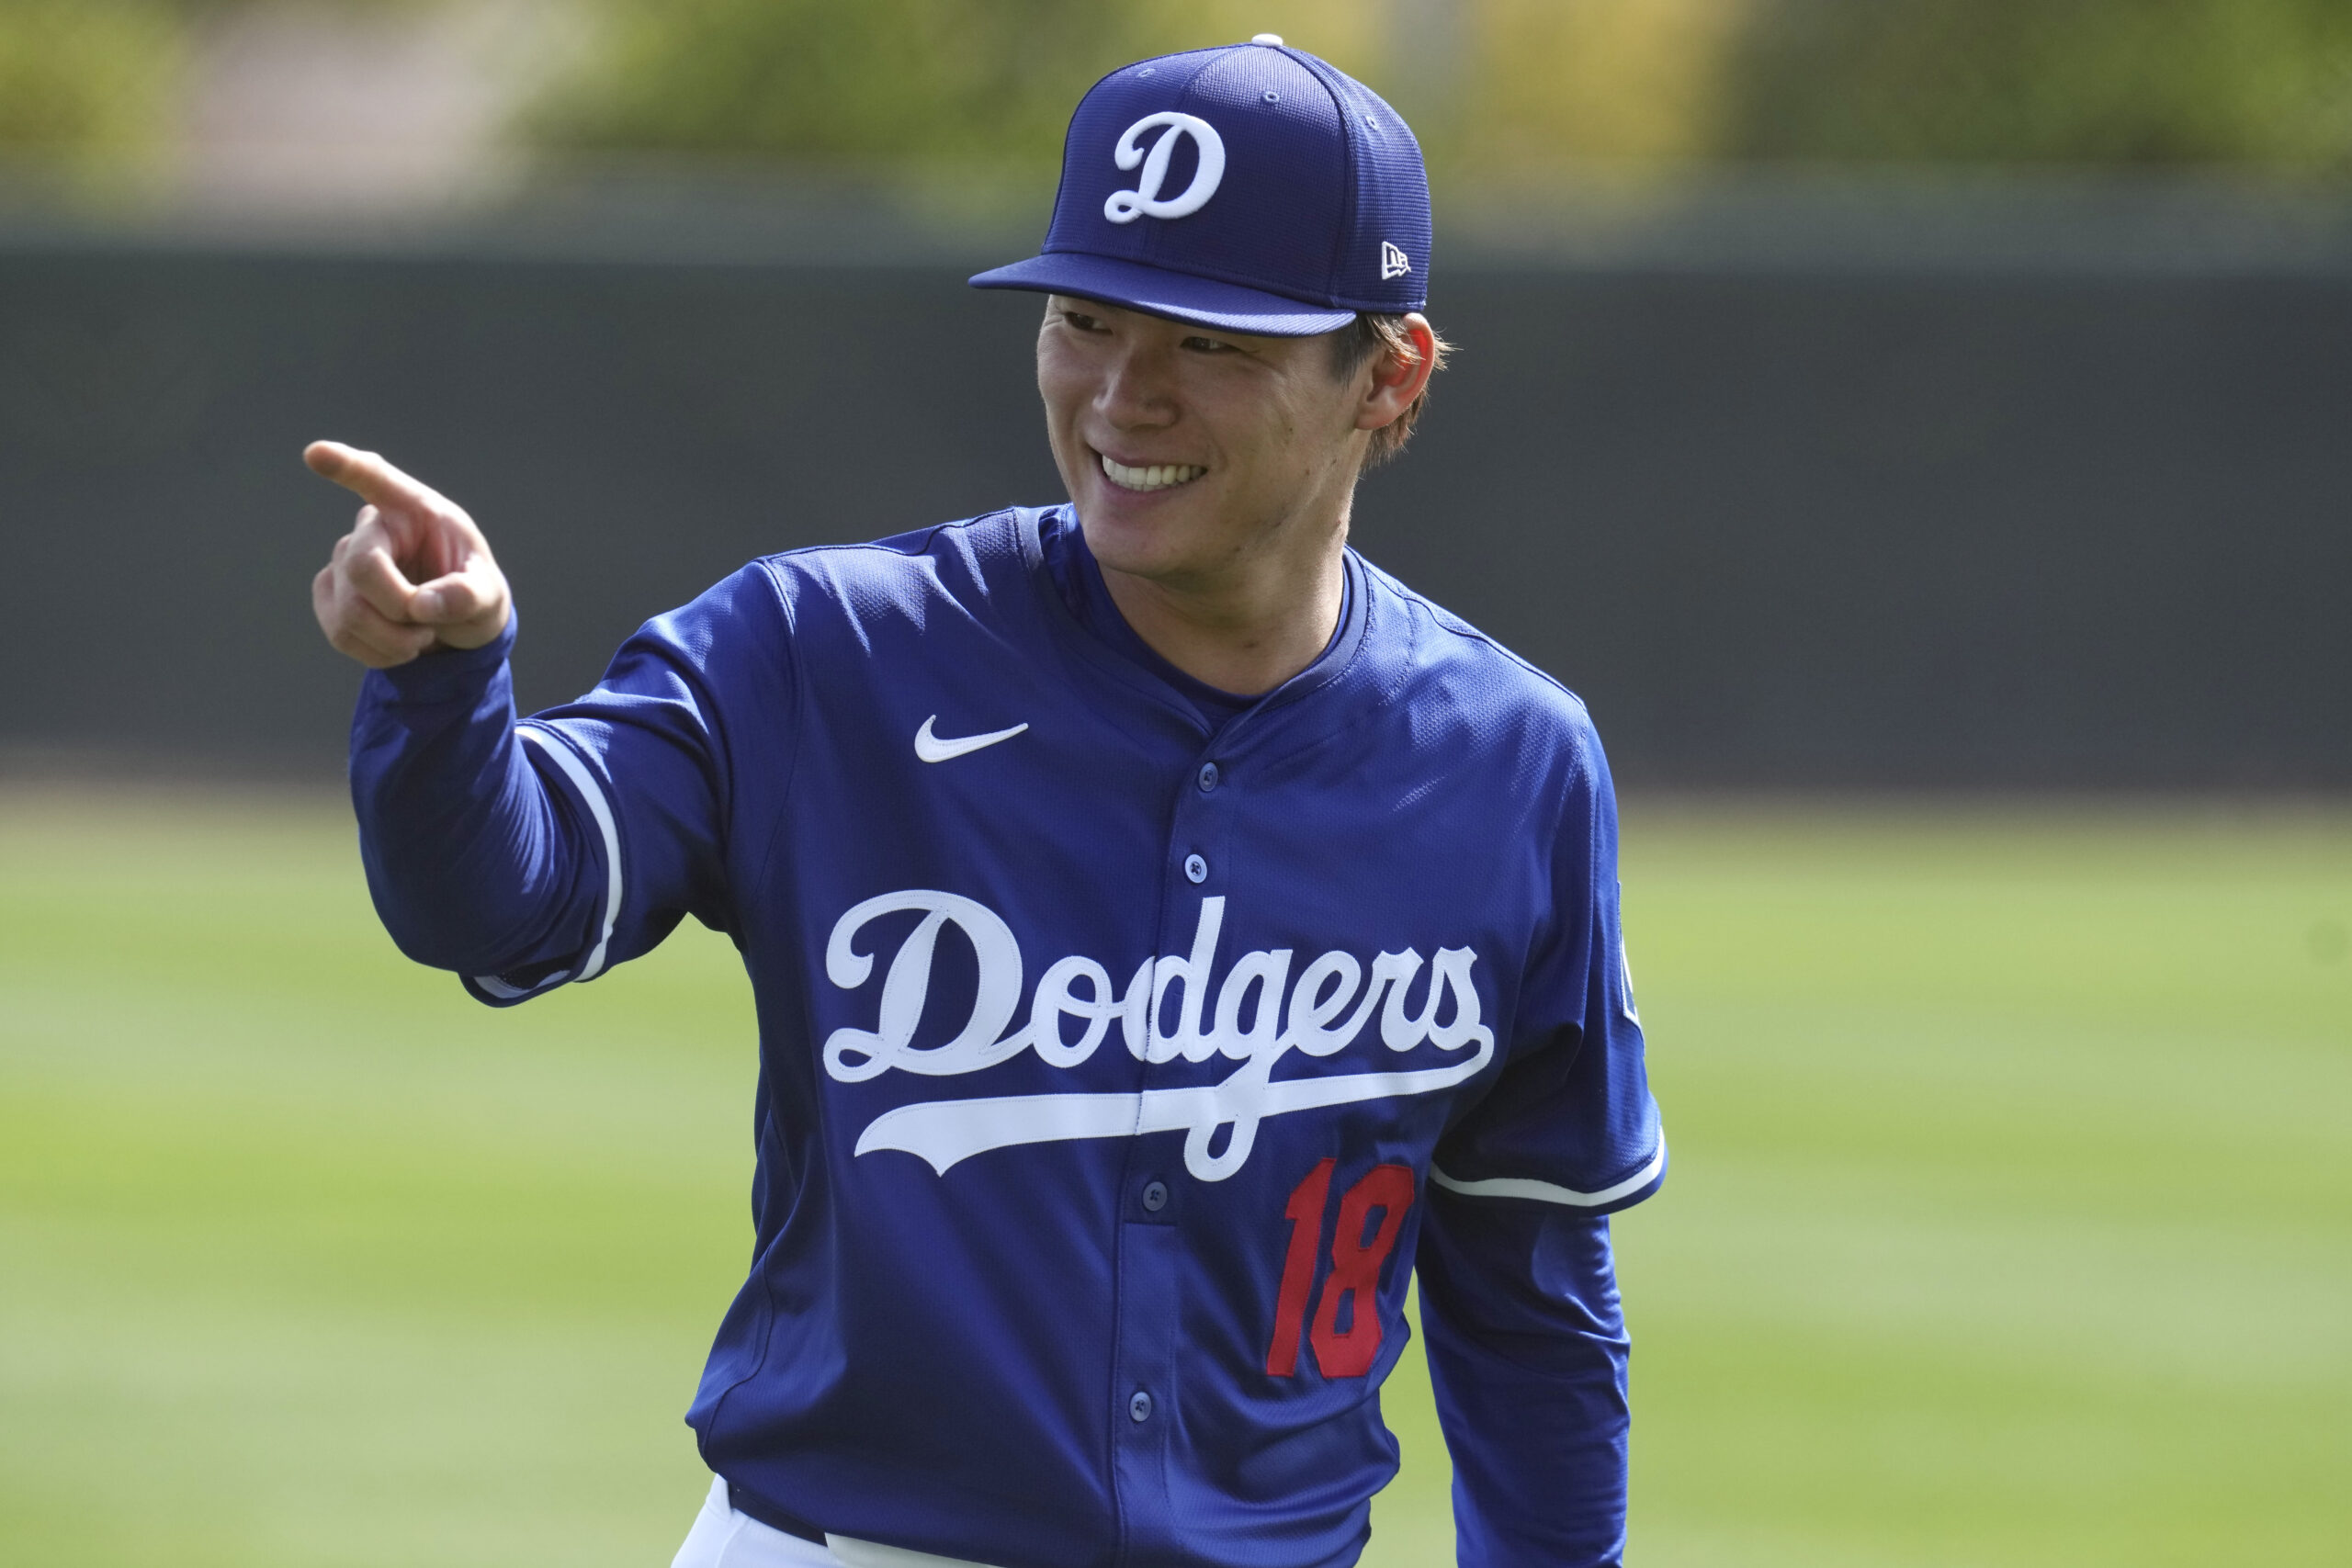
[
  {"xmin": 1456, "ymin": 0, "xmax": 1751, "ymax": 165},
  {"xmin": 0, "ymin": 0, "xmax": 444, "ymax": 183},
  {"xmin": 0, "ymin": 1, "xmax": 183, "ymax": 172},
  {"xmin": 532, "ymin": 0, "xmax": 1124, "ymax": 165},
  {"xmin": 529, "ymin": 0, "xmax": 1381, "ymax": 168},
  {"xmin": 1724, "ymin": 0, "xmax": 2352, "ymax": 166},
  {"xmin": 533, "ymin": 0, "xmax": 2352, "ymax": 175},
  {"xmin": 8, "ymin": 0, "xmax": 2352, "ymax": 186}
]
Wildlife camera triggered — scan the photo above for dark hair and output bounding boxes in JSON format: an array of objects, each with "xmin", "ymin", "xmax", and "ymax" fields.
[{"xmin": 1328, "ymin": 313, "xmax": 1452, "ymax": 466}]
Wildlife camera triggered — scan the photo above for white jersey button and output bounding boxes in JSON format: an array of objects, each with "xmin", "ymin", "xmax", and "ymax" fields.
[{"xmin": 1183, "ymin": 852, "xmax": 1208, "ymax": 884}]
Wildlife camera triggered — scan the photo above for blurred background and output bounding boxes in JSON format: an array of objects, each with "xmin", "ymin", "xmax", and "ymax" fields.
[{"xmin": 2, "ymin": 3, "xmax": 2346, "ymax": 1564}]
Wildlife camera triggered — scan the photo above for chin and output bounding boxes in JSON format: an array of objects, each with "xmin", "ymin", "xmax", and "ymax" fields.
[
  {"xmin": 1077, "ymin": 513, "xmax": 1174, "ymax": 581},
  {"xmin": 1076, "ymin": 482, "xmax": 1209, "ymax": 576}
]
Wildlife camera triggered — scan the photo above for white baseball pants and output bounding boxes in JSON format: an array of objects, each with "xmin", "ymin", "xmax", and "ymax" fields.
[{"xmin": 671, "ymin": 1475, "xmax": 997, "ymax": 1568}]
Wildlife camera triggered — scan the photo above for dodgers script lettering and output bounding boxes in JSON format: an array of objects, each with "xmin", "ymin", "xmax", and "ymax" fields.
[{"xmin": 822, "ymin": 893, "xmax": 1495, "ymax": 1179}]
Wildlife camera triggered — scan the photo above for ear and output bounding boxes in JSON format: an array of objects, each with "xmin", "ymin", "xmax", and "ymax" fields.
[{"xmin": 1354, "ymin": 314, "xmax": 1438, "ymax": 434}]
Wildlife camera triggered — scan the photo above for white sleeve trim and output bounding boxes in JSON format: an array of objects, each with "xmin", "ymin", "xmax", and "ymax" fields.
[
  {"xmin": 471, "ymin": 968, "xmax": 571, "ymax": 1000},
  {"xmin": 1430, "ymin": 1132, "xmax": 1667, "ymax": 1209},
  {"xmin": 515, "ymin": 724, "xmax": 624, "ymax": 982}
]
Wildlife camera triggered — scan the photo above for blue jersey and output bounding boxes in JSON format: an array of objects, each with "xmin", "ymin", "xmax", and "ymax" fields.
[{"xmin": 350, "ymin": 505, "xmax": 1664, "ymax": 1568}]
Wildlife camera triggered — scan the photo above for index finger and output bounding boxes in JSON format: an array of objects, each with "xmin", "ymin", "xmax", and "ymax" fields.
[{"xmin": 303, "ymin": 440, "xmax": 441, "ymax": 512}]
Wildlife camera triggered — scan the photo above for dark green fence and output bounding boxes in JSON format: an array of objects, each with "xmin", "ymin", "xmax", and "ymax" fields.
[{"xmin": 5, "ymin": 217, "xmax": 2347, "ymax": 788}]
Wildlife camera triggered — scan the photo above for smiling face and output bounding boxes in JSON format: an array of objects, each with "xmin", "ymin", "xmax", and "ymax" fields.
[{"xmin": 1035, "ymin": 296, "xmax": 1383, "ymax": 596}]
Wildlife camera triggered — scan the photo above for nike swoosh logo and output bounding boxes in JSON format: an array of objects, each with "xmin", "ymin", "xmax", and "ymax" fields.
[{"xmin": 914, "ymin": 716, "xmax": 1030, "ymax": 763}]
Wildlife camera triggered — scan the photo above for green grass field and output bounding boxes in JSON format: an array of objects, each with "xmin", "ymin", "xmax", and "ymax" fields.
[{"xmin": 3, "ymin": 787, "xmax": 2346, "ymax": 1565}]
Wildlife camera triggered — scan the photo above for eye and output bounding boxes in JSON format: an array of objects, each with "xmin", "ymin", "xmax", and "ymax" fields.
[
  {"xmin": 1058, "ymin": 309, "xmax": 1108, "ymax": 333},
  {"xmin": 1181, "ymin": 334, "xmax": 1239, "ymax": 354}
]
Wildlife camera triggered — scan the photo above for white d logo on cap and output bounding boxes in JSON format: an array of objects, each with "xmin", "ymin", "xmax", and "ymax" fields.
[{"xmin": 1103, "ymin": 112, "xmax": 1226, "ymax": 224}]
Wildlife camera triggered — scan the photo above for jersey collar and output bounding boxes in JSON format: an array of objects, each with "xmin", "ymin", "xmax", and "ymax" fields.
[{"xmin": 1012, "ymin": 504, "xmax": 1390, "ymax": 757}]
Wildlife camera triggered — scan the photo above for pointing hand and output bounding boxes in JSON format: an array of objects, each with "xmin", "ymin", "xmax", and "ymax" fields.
[{"xmin": 306, "ymin": 441, "xmax": 513, "ymax": 669}]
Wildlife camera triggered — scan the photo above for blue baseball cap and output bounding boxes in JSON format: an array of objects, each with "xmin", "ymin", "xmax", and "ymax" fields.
[{"xmin": 970, "ymin": 35, "xmax": 1431, "ymax": 336}]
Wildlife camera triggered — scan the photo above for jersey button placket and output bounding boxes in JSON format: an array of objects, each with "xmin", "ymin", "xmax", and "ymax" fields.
[{"xmin": 1112, "ymin": 750, "xmax": 1237, "ymax": 1557}]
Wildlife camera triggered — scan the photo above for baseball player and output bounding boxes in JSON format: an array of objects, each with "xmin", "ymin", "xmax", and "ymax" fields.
[{"xmin": 308, "ymin": 35, "xmax": 1662, "ymax": 1568}]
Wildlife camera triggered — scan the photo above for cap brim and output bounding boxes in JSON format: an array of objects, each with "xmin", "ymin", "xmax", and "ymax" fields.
[{"xmin": 968, "ymin": 252, "xmax": 1355, "ymax": 336}]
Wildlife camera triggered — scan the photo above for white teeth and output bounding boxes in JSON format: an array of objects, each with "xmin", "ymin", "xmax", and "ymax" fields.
[{"xmin": 1100, "ymin": 453, "xmax": 1206, "ymax": 491}]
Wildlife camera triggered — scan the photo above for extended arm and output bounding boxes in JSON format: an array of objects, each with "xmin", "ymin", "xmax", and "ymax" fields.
[
  {"xmin": 310, "ymin": 442, "xmax": 763, "ymax": 1001},
  {"xmin": 351, "ymin": 621, "xmax": 615, "ymax": 986}
]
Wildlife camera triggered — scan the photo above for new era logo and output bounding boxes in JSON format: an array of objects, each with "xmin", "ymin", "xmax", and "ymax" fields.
[{"xmin": 1379, "ymin": 241, "xmax": 1410, "ymax": 280}]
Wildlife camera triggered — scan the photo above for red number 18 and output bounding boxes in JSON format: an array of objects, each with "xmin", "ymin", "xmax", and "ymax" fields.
[{"xmin": 1265, "ymin": 1159, "xmax": 1417, "ymax": 1379}]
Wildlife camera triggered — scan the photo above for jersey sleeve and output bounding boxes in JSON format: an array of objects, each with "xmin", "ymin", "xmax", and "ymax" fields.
[
  {"xmin": 1409, "ymin": 721, "xmax": 1662, "ymax": 1567},
  {"xmin": 349, "ymin": 562, "xmax": 794, "ymax": 1005},
  {"xmin": 1432, "ymin": 723, "xmax": 1663, "ymax": 1212}
]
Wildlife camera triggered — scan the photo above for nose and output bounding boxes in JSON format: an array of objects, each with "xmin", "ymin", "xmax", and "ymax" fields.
[{"xmin": 1096, "ymin": 337, "xmax": 1180, "ymax": 432}]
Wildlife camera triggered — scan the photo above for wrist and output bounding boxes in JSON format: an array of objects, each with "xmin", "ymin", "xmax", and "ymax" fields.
[
  {"xmin": 370, "ymin": 609, "xmax": 517, "ymax": 704},
  {"xmin": 434, "ymin": 599, "xmax": 514, "ymax": 653}
]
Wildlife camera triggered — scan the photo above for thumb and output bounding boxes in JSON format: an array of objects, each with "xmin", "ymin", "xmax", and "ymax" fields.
[
  {"xmin": 410, "ymin": 564, "xmax": 511, "ymax": 649},
  {"xmin": 411, "ymin": 575, "xmax": 481, "ymax": 622}
]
